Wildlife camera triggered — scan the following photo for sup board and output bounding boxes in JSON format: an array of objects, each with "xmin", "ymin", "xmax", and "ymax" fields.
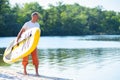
[{"xmin": 3, "ymin": 27, "xmax": 40, "ymax": 64}]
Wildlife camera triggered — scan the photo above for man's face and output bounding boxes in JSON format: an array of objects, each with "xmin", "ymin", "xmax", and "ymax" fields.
[{"xmin": 33, "ymin": 15, "xmax": 39, "ymax": 22}]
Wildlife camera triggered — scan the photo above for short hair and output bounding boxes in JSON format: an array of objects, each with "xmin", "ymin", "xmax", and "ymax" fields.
[{"xmin": 31, "ymin": 12, "xmax": 39, "ymax": 17}]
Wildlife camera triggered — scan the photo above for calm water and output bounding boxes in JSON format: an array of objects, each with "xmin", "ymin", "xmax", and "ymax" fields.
[{"xmin": 1, "ymin": 35, "xmax": 120, "ymax": 80}]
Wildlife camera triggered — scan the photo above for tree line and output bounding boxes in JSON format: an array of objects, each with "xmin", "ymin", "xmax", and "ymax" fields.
[{"xmin": 0, "ymin": 0, "xmax": 120, "ymax": 36}]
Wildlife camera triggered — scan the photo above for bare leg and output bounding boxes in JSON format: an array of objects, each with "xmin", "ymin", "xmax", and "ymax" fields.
[
  {"xmin": 23, "ymin": 64, "xmax": 27, "ymax": 75},
  {"xmin": 35, "ymin": 65, "xmax": 39, "ymax": 76}
]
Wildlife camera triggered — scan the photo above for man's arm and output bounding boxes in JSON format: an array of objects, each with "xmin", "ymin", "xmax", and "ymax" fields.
[{"xmin": 16, "ymin": 28, "xmax": 26, "ymax": 42}]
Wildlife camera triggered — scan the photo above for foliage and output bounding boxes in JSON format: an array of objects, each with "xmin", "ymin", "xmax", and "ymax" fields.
[{"xmin": 0, "ymin": 1, "xmax": 120, "ymax": 36}]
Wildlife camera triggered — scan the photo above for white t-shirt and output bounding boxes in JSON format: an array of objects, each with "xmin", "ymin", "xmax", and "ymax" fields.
[
  {"xmin": 20, "ymin": 21, "xmax": 40, "ymax": 39},
  {"xmin": 23, "ymin": 21, "xmax": 40, "ymax": 30}
]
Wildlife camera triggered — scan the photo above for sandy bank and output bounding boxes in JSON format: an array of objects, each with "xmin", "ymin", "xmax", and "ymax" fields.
[{"xmin": 0, "ymin": 67, "xmax": 69, "ymax": 80}]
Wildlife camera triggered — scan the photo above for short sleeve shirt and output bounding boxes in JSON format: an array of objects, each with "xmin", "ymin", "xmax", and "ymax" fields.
[
  {"xmin": 20, "ymin": 21, "xmax": 40, "ymax": 39},
  {"xmin": 23, "ymin": 21, "xmax": 40, "ymax": 30}
]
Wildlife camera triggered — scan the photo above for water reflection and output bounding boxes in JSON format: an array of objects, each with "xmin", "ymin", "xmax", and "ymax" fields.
[
  {"xmin": 1, "ymin": 48, "xmax": 120, "ymax": 79},
  {"xmin": 0, "ymin": 48, "xmax": 10, "ymax": 66},
  {"xmin": 38, "ymin": 48, "xmax": 120, "ymax": 70},
  {"xmin": 1, "ymin": 48, "xmax": 120, "ymax": 68}
]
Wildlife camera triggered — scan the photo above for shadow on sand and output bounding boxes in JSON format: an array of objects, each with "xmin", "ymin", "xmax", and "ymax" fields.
[{"xmin": 17, "ymin": 72, "xmax": 71, "ymax": 80}]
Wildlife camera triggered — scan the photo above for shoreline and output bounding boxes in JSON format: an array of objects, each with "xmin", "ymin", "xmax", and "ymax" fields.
[
  {"xmin": 0, "ymin": 67, "xmax": 46, "ymax": 80},
  {"xmin": 0, "ymin": 67, "xmax": 69, "ymax": 80}
]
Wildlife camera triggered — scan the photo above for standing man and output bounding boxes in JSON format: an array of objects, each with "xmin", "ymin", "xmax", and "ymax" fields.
[{"xmin": 16, "ymin": 12, "xmax": 40, "ymax": 76}]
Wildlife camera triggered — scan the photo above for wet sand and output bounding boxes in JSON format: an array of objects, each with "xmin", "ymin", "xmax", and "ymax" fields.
[{"xmin": 0, "ymin": 67, "xmax": 69, "ymax": 80}]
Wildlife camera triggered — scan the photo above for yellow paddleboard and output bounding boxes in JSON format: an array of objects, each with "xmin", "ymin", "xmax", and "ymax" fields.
[{"xmin": 3, "ymin": 27, "xmax": 40, "ymax": 64}]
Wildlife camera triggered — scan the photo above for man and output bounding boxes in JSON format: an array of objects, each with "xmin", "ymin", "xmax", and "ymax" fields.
[{"xmin": 16, "ymin": 12, "xmax": 40, "ymax": 76}]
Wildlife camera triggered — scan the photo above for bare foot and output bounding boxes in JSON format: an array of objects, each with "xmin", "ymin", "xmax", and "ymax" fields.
[
  {"xmin": 36, "ymin": 73, "xmax": 39, "ymax": 76},
  {"xmin": 24, "ymin": 71, "xmax": 27, "ymax": 75}
]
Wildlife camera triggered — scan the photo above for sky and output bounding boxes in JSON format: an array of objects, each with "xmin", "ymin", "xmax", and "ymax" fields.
[{"xmin": 9, "ymin": 0, "xmax": 120, "ymax": 12}]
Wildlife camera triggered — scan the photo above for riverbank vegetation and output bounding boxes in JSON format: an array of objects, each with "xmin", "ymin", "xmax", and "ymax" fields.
[{"xmin": 0, "ymin": 0, "xmax": 120, "ymax": 36}]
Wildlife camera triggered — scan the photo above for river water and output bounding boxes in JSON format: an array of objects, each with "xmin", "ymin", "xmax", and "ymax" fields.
[{"xmin": 0, "ymin": 35, "xmax": 120, "ymax": 80}]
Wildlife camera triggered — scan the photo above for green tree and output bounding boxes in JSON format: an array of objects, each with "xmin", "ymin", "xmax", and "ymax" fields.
[
  {"xmin": 1, "ymin": 1, "xmax": 120, "ymax": 36},
  {"xmin": 0, "ymin": 0, "xmax": 10, "ymax": 36},
  {"xmin": 17, "ymin": 2, "xmax": 43, "ymax": 26}
]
